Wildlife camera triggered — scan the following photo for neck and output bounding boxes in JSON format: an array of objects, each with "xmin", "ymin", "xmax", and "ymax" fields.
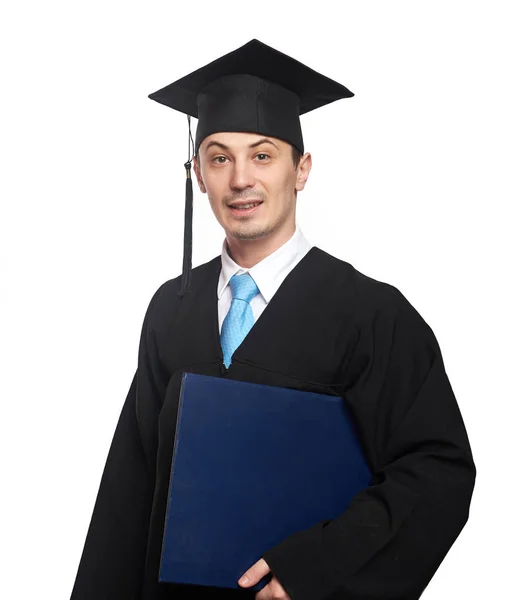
[{"xmin": 226, "ymin": 223, "xmax": 296, "ymax": 268}]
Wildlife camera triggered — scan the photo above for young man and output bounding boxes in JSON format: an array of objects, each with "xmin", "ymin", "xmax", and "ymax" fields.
[{"xmin": 71, "ymin": 40, "xmax": 475, "ymax": 600}]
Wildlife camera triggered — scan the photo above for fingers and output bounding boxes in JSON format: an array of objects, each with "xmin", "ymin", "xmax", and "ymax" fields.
[{"xmin": 238, "ymin": 557, "xmax": 271, "ymax": 587}]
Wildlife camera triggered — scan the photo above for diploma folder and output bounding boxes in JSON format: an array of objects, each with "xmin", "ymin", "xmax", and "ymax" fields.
[{"xmin": 159, "ymin": 372, "xmax": 372, "ymax": 590}]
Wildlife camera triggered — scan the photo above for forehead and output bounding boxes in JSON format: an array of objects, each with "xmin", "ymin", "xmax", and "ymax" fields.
[{"xmin": 201, "ymin": 132, "xmax": 287, "ymax": 152}]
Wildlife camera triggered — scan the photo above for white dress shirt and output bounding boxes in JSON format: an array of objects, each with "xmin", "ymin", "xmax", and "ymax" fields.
[{"xmin": 217, "ymin": 225, "xmax": 313, "ymax": 334}]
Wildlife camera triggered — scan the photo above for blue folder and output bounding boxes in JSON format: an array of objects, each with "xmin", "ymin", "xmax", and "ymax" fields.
[{"xmin": 159, "ymin": 373, "xmax": 372, "ymax": 590}]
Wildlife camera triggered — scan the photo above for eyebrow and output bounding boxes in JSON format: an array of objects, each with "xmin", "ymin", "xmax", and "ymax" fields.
[{"xmin": 204, "ymin": 137, "xmax": 279, "ymax": 152}]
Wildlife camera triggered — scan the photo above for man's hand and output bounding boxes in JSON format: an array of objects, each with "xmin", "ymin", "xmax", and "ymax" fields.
[{"xmin": 238, "ymin": 558, "xmax": 292, "ymax": 600}]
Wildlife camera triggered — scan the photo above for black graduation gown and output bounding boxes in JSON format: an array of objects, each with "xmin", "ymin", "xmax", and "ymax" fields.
[{"xmin": 70, "ymin": 246, "xmax": 476, "ymax": 600}]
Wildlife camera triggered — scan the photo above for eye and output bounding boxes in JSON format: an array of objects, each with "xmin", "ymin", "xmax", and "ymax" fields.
[
  {"xmin": 212, "ymin": 156, "xmax": 229, "ymax": 164},
  {"xmin": 255, "ymin": 153, "xmax": 270, "ymax": 161}
]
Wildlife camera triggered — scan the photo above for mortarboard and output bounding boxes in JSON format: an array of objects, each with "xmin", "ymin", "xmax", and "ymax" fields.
[{"xmin": 148, "ymin": 39, "xmax": 353, "ymax": 296}]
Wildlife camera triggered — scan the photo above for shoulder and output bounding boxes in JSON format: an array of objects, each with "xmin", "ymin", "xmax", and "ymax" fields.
[
  {"xmin": 143, "ymin": 255, "xmax": 221, "ymax": 327},
  {"xmin": 314, "ymin": 247, "xmax": 433, "ymax": 334}
]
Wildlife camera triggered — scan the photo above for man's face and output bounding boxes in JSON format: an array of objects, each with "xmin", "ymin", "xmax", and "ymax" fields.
[{"xmin": 193, "ymin": 132, "xmax": 310, "ymax": 242}]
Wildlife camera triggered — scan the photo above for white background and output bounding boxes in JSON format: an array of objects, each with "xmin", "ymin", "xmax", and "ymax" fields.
[{"xmin": 1, "ymin": 1, "xmax": 520, "ymax": 598}]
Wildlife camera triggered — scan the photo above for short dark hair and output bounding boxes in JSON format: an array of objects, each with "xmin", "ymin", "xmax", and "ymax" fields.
[
  {"xmin": 195, "ymin": 142, "xmax": 303, "ymax": 170},
  {"xmin": 290, "ymin": 145, "xmax": 303, "ymax": 169}
]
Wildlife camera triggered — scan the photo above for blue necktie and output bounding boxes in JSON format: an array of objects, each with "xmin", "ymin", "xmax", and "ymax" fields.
[{"xmin": 220, "ymin": 273, "xmax": 260, "ymax": 368}]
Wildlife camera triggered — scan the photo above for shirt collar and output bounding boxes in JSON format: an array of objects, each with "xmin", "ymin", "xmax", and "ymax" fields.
[{"xmin": 217, "ymin": 225, "xmax": 309, "ymax": 303}]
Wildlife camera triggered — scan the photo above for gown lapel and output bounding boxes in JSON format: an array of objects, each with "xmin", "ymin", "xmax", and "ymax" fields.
[{"xmin": 209, "ymin": 246, "xmax": 318, "ymax": 366}]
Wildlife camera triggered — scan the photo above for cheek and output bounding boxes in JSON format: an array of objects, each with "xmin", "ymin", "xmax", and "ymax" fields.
[
  {"xmin": 202, "ymin": 174, "xmax": 224, "ymax": 203},
  {"xmin": 208, "ymin": 193, "xmax": 224, "ymax": 216},
  {"xmin": 277, "ymin": 174, "xmax": 297, "ymax": 201},
  {"xmin": 265, "ymin": 170, "xmax": 294, "ymax": 197}
]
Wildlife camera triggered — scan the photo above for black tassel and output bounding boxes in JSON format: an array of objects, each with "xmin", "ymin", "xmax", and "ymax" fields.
[
  {"xmin": 178, "ymin": 115, "xmax": 195, "ymax": 297},
  {"xmin": 178, "ymin": 160, "xmax": 193, "ymax": 297}
]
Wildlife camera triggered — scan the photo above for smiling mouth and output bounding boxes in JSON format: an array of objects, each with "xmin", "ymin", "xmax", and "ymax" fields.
[{"xmin": 228, "ymin": 201, "xmax": 263, "ymax": 210}]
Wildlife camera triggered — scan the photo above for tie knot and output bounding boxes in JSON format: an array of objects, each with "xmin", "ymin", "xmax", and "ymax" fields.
[{"xmin": 229, "ymin": 272, "xmax": 259, "ymax": 303}]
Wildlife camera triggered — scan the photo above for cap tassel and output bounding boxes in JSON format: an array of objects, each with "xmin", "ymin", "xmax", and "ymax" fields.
[
  {"xmin": 178, "ymin": 116, "xmax": 195, "ymax": 297},
  {"xmin": 178, "ymin": 161, "xmax": 193, "ymax": 296}
]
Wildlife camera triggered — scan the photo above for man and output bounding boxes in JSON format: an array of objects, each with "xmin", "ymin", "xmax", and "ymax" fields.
[{"xmin": 70, "ymin": 40, "xmax": 475, "ymax": 600}]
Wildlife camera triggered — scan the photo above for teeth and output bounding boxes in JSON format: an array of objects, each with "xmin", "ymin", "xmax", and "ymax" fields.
[{"xmin": 232, "ymin": 202, "xmax": 260, "ymax": 209}]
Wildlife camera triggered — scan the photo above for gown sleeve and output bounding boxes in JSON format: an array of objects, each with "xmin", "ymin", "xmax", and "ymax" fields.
[
  {"xmin": 70, "ymin": 282, "xmax": 170, "ymax": 600},
  {"xmin": 262, "ymin": 283, "xmax": 476, "ymax": 600}
]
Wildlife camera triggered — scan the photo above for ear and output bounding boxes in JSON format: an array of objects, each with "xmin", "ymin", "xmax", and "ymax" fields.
[
  {"xmin": 192, "ymin": 156, "xmax": 207, "ymax": 194},
  {"xmin": 295, "ymin": 152, "xmax": 312, "ymax": 192}
]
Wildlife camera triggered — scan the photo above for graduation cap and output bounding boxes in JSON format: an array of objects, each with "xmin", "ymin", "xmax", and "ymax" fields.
[{"xmin": 148, "ymin": 39, "xmax": 353, "ymax": 296}]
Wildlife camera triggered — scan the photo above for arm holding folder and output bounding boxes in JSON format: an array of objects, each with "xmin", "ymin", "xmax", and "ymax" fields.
[{"xmin": 244, "ymin": 292, "xmax": 476, "ymax": 600}]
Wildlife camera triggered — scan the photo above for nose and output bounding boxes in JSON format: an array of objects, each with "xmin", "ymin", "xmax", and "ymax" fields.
[{"xmin": 229, "ymin": 157, "xmax": 256, "ymax": 191}]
